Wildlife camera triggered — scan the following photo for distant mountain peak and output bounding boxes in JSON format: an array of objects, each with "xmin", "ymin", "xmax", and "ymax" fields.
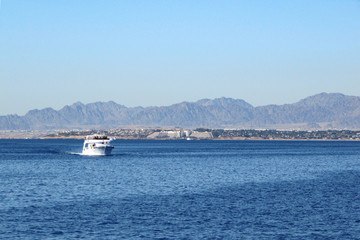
[
  {"xmin": 297, "ymin": 92, "xmax": 357, "ymax": 107},
  {"xmin": 72, "ymin": 101, "xmax": 85, "ymax": 106},
  {"xmin": 196, "ymin": 97, "xmax": 253, "ymax": 108}
]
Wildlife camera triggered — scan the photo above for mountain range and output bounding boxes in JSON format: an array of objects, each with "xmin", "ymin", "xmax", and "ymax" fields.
[{"xmin": 1, "ymin": 93, "xmax": 360, "ymax": 130}]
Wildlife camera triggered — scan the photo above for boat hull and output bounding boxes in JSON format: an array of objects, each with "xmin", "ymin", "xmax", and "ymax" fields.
[{"xmin": 82, "ymin": 146, "xmax": 113, "ymax": 156}]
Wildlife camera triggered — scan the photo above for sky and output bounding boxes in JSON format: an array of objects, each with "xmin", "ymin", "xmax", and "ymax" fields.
[{"xmin": 0, "ymin": 0, "xmax": 359, "ymax": 115}]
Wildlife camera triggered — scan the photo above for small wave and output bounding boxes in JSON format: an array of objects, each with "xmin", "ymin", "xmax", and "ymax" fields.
[{"xmin": 109, "ymin": 153, "xmax": 126, "ymax": 157}]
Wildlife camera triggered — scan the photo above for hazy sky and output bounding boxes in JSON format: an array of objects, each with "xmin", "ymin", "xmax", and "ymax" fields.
[{"xmin": 0, "ymin": 0, "xmax": 359, "ymax": 115}]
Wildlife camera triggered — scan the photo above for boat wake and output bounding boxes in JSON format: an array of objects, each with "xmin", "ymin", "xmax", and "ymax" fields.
[
  {"xmin": 66, "ymin": 151, "xmax": 114, "ymax": 157},
  {"xmin": 66, "ymin": 152, "xmax": 83, "ymax": 155},
  {"xmin": 64, "ymin": 151, "xmax": 124, "ymax": 157}
]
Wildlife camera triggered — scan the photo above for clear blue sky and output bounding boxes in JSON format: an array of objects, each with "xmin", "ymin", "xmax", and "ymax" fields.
[{"xmin": 0, "ymin": 0, "xmax": 359, "ymax": 115}]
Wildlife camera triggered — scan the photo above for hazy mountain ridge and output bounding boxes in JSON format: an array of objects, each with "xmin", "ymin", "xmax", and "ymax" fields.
[{"xmin": 1, "ymin": 93, "xmax": 360, "ymax": 130}]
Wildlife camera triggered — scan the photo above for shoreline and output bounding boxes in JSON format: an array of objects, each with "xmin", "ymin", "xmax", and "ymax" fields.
[
  {"xmin": 1, "ymin": 136, "xmax": 359, "ymax": 141},
  {"xmin": 2, "ymin": 128, "xmax": 360, "ymax": 141}
]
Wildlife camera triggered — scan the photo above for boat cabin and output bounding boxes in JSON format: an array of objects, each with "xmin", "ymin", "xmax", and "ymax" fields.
[{"xmin": 85, "ymin": 135, "xmax": 110, "ymax": 140}]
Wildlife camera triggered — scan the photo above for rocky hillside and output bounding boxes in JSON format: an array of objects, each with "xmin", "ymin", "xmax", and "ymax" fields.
[{"xmin": 1, "ymin": 93, "xmax": 360, "ymax": 130}]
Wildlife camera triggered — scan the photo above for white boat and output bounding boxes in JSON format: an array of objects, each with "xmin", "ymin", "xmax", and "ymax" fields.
[{"xmin": 82, "ymin": 135, "xmax": 114, "ymax": 156}]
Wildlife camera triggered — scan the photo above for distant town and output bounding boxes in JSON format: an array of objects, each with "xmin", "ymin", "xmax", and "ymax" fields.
[{"xmin": 2, "ymin": 128, "xmax": 359, "ymax": 141}]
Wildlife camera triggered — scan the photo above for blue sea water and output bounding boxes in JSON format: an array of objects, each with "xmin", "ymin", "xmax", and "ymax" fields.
[{"xmin": 1, "ymin": 139, "xmax": 360, "ymax": 239}]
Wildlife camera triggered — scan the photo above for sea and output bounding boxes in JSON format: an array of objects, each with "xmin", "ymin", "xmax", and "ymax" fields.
[{"xmin": 1, "ymin": 139, "xmax": 360, "ymax": 239}]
